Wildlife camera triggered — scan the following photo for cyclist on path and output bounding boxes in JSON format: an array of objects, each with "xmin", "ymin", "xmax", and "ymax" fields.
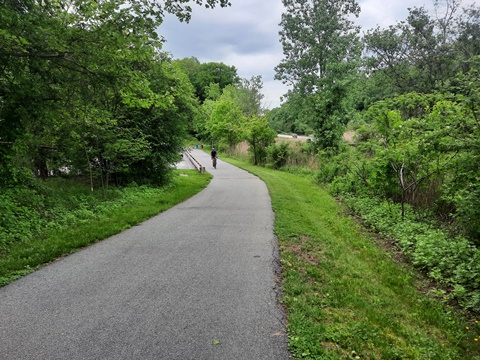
[{"xmin": 211, "ymin": 147, "xmax": 217, "ymax": 169}]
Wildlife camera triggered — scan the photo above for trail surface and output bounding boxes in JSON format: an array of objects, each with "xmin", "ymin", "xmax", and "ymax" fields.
[{"xmin": 0, "ymin": 149, "xmax": 290, "ymax": 360}]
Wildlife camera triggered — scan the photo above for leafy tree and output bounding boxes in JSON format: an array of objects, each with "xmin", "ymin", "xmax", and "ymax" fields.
[
  {"xmin": 192, "ymin": 62, "xmax": 240, "ymax": 102},
  {"xmin": 175, "ymin": 56, "xmax": 201, "ymax": 76},
  {"xmin": 244, "ymin": 116, "xmax": 276, "ymax": 165},
  {"xmin": 177, "ymin": 58, "xmax": 239, "ymax": 103},
  {"xmin": 235, "ymin": 75, "xmax": 265, "ymax": 118},
  {"xmin": 265, "ymin": 107, "xmax": 287, "ymax": 134},
  {"xmin": 456, "ymin": 4, "xmax": 480, "ymax": 71},
  {"xmin": 275, "ymin": 0, "xmax": 361, "ymax": 152},
  {"xmin": 266, "ymin": 142, "xmax": 290, "ymax": 169},
  {"xmin": 358, "ymin": 93, "xmax": 454, "ymax": 217},
  {"xmin": 206, "ymin": 86, "xmax": 246, "ymax": 155},
  {"xmin": 115, "ymin": 60, "xmax": 198, "ymax": 185},
  {"xmin": 159, "ymin": 0, "xmax": 231, "ymax": 22},
  {"xmin": 363, "ymin": 2, "xmax": 480, "ymax": 98},
  {"xmin": 266, "ymin": 101, "xmax": 313, "ymax": 135},
  {"xmin": 0, "ymin": 0, "xmax": 209, "ymax": 187},
  {"xmin": 440, "ymin": 58, "xmax": 480, "ymax": 242}
]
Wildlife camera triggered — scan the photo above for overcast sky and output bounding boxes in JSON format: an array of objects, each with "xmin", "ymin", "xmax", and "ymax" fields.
[{"xmin": 158, "ymin": 0, "xmax": 474, "ymax": 109}]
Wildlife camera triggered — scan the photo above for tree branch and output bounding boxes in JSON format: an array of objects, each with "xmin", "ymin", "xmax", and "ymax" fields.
[{"xmin": 0, "ymin": 51, "xmax": 73, "ymax": 59}]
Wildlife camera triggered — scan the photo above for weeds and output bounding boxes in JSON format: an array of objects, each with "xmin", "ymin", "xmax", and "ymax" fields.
[
  {"xmin": 0, "ymin": 170, "xmax": 212, "ymax": 286},
  {"xmin": 345, "ymin": 196, "xmax": 480, "ymax": 312}
]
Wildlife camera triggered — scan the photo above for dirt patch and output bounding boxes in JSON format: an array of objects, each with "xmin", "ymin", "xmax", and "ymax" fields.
[{"xmin": 286, "ymin": 234, "xmax": 324, "ymax": 266}]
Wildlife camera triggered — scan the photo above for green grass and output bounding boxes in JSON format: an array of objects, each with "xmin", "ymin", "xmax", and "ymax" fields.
[
  {"xmin": 222, "ymin": 156, "xmax": 480, "ymax": 360},
  {"xmin": 0, "ymin": 170, "xmax": 212, "ymax": 286}
]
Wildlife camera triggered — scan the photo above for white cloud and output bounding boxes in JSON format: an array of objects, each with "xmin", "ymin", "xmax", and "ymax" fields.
[
  {"xmin": 263, "ymin": 79, "xmax": 290, "ymax": 110},
  {"xmin": 357, "ymin": 0, "xmax": 426, "ymax": 29}
]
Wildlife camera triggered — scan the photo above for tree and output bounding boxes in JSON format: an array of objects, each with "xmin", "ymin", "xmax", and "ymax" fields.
[
  {"xmin": 192, "ymin": 62, "xmax": 240, "ymax": 102},
  {"xmin": 206, "ymin": 86, "xmax": 246, "ymax": 155},
  {"xmin": 158, "ymin": 0, "xmax": 231, "ymax": 22},
  {"xmin": 176, "ymin": 58, "xmax": 240, "ymax": 103},
  {"xmin": 235, "ymin": 75, "xmax": 265, "ymax": 118},
  {"xmin": 266, "ymin": 101, "xmax": 314, "ymax": 135},
  {"xmin": 363, "ymin": 2, "xmax": 480, "ymax": 98},
  {"xmin": 244, "ymin": 116, "xmax": 276, "ymax": 165},
  {"xmin": 456, "ymin": 4, "xmax": 480, "ymax": 72},
  {"xmin": 275, "ymin": 0, "xmax": 361, "ymax": 152},
  {"xmin": 441, "ymin": 58, "xmax": 480, "ymax": 242}
]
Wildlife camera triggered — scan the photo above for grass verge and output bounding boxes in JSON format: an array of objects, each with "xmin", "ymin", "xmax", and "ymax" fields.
[
  {"xmin": 0, "ymin": 170, "xmax": 212, "ymax": 286},
  {"xmin": 223, "ymin": 156, "xmax": 480, "ymax": 360}
]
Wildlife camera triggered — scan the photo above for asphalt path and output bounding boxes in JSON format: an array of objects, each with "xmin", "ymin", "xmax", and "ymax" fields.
[{"xmin": 0, "ymin": 149, "xmax": 291, "ymax": 360}]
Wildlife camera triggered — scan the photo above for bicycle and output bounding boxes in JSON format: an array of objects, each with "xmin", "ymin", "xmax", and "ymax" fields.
[{"xmin": 212, "ymin": 157, "xmax": 217, "ymax": 169}]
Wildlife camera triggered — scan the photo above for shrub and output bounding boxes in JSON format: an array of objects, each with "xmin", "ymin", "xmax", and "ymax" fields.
[{"xmin": 266, "ymin": 142, "xmax": 290, "ymax": 169}]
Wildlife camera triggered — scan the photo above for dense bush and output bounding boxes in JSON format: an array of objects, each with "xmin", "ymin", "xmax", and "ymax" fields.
[{"xmin": 266, "ymin": 142, "xmax": 290, "ymax": 169}]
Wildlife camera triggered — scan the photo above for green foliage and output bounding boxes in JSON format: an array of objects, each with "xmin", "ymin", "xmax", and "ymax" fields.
[
  {"xmin": 244, "ymin": 116, "xmax": 276, "ymax": 165},
  {"xmin": 347, "ymin": 92, "xmax": 475, "ymax": 221},
  {"xmin": 440, "ymin": 59, "xmax": 480, "ymax": 241},
  {"xmin": 363, "ymin": 3, "xmax": 480, "ymax": 99},
  {"xmin": 266, "ymin": 101, "xmax": 314, "ymax": 135},
  {"xmin": 193, "ymin": 74, "xmax": 277, "ymax": 165},
  {"xmin": 222, "ymin": 157, "xmax": 480, "ymax": 359},
  {"xmin": 0, "ymin": 177, "xmax": 114, "ymax": 251},
  {"xmin": 266, "ymin": 142, "xmax": 290, "ymax": 169},
  {"xmin": 276, "ymin": 0, "xmax": 362, "ymax": 151},
  {"xmin": 311, "ymin": 73, "xmax": 480, "ymax": 313},
  {"xmin": 345, "ymin": 196, "xmax": 480, "ymax": 311},
  {"xmin": 0, "ymin": 0, "xmax": 205, "ymax": 188},
  {"xmin": 176, "ymin": 58, "xmax": 240, "ymax": 103},
  {"xmin": 147, "ymin": 0, "xmax": 232, "ymax": 22},
  {"xmin": 234, "ymin": 75, "xmax": 265, "ymax": 118},
  {"xmin": 206, "ymin": 86, "xmax": 246, "ymax": 154}
]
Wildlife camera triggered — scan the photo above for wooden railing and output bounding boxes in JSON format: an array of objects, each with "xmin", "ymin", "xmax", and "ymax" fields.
[{"xmin": 184, "ymin": 148, "xmax": 205, "ymax": 174}]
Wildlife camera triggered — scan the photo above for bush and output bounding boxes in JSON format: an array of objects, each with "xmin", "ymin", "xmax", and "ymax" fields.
[
  {"xmin": 266, "ymin": 142, "xmax": 290, "ymax": 169},
  {"xmin": 0, "ymin": 187, "xmax": 44, "ymax": 248}
]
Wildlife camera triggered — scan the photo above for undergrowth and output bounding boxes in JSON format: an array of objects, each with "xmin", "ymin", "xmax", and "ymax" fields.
[
  {"xmin": 0, "ymin": 170, "xmax": 212, "ymax": 286},
  {"xmin": 343, "ymin": 195, "xmax": 480, "ymax": 312}
]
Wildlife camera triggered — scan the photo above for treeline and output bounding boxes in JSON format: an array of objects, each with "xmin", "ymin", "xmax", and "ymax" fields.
[
  {"xmin": 0, "ymin": 0, "xmax": 236, "ymax": 189},
  {"xmin": 172, "ymin": 57, "xmax": 275, "ymax": 163},
  {"xmin": 265, "ymin": 0, "xmax": 480, "ymax": 311}
]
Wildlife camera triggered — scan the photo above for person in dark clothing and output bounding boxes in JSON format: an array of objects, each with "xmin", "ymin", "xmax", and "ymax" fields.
[{"xmin": 211, "ymin": 148, "xmax": 217, "ymax": 169}]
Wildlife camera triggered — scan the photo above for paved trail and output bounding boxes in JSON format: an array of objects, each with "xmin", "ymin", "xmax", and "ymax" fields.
[{"xmin": 0, "ymin": 149, "xmax": 290, "ymax": 360}]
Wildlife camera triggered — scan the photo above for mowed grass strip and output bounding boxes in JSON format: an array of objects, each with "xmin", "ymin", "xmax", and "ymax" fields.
[
  {"xmin": 224, "ymin": 157, "xmax": 479, "ymax": 360},
  {"xmin": 0, "ymin": 170, "xmax": 212, "ymax": 286}
]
